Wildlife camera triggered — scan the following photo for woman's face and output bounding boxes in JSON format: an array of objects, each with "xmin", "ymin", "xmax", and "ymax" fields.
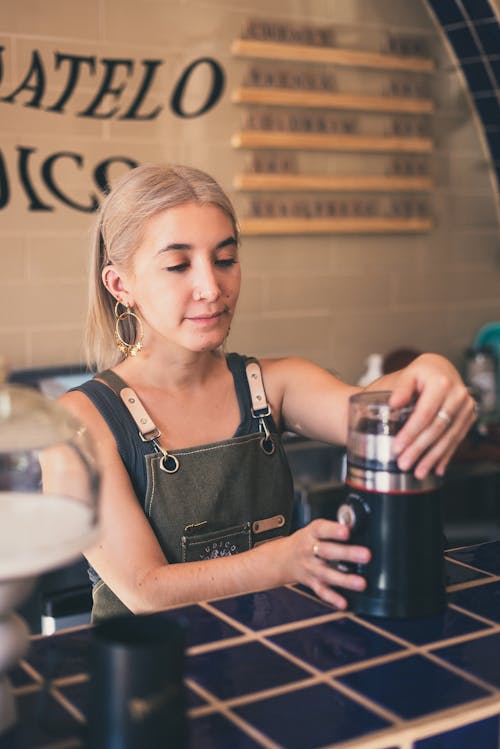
[{"xmin": 114, "ymin": 202, "xmax": 241, "ymax": 355}]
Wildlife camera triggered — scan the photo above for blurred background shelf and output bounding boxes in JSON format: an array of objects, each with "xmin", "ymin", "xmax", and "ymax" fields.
[
  {"xmin": 231, "ymin": 39, "xmax": 435, "ymax": 73},
  {"xmin": 239, "ymin": 216, "xmax": 433, "ymax": 235},
  {"xmin": 234, "ymin": 173, "xmax": 433, "ymax": 191},
  {"xmin": 232, "ymin": 131, "xmax": 433, "ymax": 152},
  {"xmin": 232, "ymin": 87, "xmax": 434, "ymax": 114}
]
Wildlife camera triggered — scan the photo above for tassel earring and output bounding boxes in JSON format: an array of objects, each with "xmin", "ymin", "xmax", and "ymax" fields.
[{"xmin": 114, "ymin": 300, "xmax": 144, "ymax": 357}]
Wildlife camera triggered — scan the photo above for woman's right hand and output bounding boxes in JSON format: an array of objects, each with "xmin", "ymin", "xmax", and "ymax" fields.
[{"xmin": 282, "ymin": 519, "xmax": 371, "ymax": 609}]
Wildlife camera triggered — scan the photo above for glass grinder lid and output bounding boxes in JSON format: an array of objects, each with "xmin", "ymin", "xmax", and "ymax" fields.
[
  {"xmin": 0, "ymin": 378, "xmax": 100, "ymax": 580},
  {"xmin": 347, "ymin": 390, "xmax": 414, "ymax": 471}
]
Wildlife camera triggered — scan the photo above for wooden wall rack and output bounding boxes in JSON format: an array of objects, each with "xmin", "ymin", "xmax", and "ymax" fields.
[
  {"xmin": 231, "ymin": 31, "xmax": 434, "ymax": 235},
  {"xmin": 232, "ymin": 131, "xmax": 433, "ymax": 153},
  {"xmin": 234, "ymin": 174, "xmax": 433, "ymax": 192},
  {"xmin": 231, "ymin": 39, "xmax": 435, "ymax": 73},
  {"xmin": 240, "ymin": 217, "xmax": 433, "ymax": 235},
  {"xmin": 232, "ymin": 87, "xmax": 434, "ymax": 114}
]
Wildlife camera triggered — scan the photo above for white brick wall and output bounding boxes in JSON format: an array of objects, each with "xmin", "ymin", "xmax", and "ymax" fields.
[{"xmin": 0, "ymin": 0, "xmax": 498, "ymax": 382}]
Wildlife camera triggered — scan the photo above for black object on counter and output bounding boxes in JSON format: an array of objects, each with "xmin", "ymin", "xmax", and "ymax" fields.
[
  {"xmin": 464, "ymin": 345, "xmax": 497, "ymax": 418},
  {"xmin": 337, "ymin": 391, "xmax": 446, "ymax": 619},
  {"xmin": 87, "ymin": 613, "xmax": 188, "ymax": 749}
]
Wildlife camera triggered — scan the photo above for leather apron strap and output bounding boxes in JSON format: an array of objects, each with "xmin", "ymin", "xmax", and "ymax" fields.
[
  {"xmin": 245, "ymin": 357, "xmax": 275, "ymax": 453},
  {"xmin": 100, "ymin": 359, "xmax": 275, "ymax": 456}
]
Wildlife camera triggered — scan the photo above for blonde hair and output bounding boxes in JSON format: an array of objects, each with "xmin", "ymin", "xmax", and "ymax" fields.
[{"xmin": 85, "ymin": 163, "xmax": 240, "ymax": 371}]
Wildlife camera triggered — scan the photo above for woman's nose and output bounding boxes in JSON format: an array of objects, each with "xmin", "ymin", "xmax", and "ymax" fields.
[{"xmin": 192, "ymin": 264, "xmax": 220, "ymax": 302}]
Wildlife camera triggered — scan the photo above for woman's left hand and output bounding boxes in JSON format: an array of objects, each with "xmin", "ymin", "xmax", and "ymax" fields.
[{"xmin": 386, "ymin": 353, "xmax": 477, "ymax": 479}]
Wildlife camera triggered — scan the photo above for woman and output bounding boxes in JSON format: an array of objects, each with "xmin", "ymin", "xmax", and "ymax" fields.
[{"xmin": 62, "ymin": 163, "xmax": 476, "ymax": 622}]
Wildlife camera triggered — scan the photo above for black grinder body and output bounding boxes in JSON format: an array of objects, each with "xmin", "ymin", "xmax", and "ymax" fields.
[
  {"xmin": 339, "ymin": 484, "xmax": 446, "ymax": 618},
  {"xmin": 339, "ymin": 391, "xmax": 446, "ymax": 619}
]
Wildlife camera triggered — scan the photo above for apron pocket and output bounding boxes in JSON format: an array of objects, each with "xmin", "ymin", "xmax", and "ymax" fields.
[{"xmin": 181, "ymin": 522, "xmax": 252, "ymax": 562}]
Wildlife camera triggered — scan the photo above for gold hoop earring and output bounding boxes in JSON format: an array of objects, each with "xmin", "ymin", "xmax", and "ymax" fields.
[{"xmin": 114, "ymin": 301, "xmax": 144, "ymax": 357}]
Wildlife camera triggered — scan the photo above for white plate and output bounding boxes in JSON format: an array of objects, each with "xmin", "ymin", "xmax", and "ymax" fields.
[{"xmin": 0, "ymin": 493, "xmax": 99, "ymax": 580}]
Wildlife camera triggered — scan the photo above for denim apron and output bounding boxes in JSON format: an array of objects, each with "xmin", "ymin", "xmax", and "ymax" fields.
[{"xmin": 85, "ymin": 357, "xmax": 294, "ymax": 622}]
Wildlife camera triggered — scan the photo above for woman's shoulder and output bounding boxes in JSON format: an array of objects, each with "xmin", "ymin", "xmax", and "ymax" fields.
[
  {"xmin": 260, "ymin": 355, "xmax": 317, "ymax": 380},
  {"xmin": 228, "ymin": 353, "xmax": 307, "ymax": 385},
  {"xmin": 255, "ymin": 356, "xmax": 315, "ymax": 409},
  {"xmin": 230, "ymin": 353, "xmax": 308, "ymax": 371},
  {"xmin": 59, "ymin": 383, "xmax": 120, "ymax": 451},
  {"xmin": 259, "ymin": 356, "xmax": 354, "ymax": 403},
  {"xmin": 230, "ymin": 352, "xmax": 349, "ymax": 413},
  {"xmin": 60, "ymin": 386, "xmax": 105, "ymax": 422}
]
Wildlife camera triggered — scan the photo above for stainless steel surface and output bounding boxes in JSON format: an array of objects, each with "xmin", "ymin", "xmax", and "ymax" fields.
[
  {"xmin": 346, "ymin": 464, "xmax": 441, "ymax": 493},
  {"xmin": 284, "ymin": 439, "xmax": 346, "ymax": 484},
  {"xmin": 348, "ymin": 431, "xmax": 397, "ymax": 468}
]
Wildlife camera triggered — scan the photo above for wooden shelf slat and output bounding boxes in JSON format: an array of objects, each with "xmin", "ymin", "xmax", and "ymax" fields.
[
  {"xmin": 232, "ymin": 87, "xmax": 434, "ymax": 114},
  {"xmin": 231, "ymin": 39, "xmax": 435, "ymax": 74},
  {"xmin": 232, "ymin": 131, "xmax": 433, "ymax": 153},
  {"xmin": 240, "ymin": 217, "xmax": 433, "ymax": 235},
  {"xmin": 234, "ymin": 173, "xmax": 433, "ymax": 192}
]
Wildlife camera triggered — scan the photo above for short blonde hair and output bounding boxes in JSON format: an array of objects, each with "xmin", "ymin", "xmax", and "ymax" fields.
[{"xmin": 85, "ymin": 163, "xmax": 239, "ymax": 371}]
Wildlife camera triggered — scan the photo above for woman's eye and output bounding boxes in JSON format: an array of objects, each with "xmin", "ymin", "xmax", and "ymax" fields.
[
  {"xmin": 216, "ymin": 258, "xmax": 238, "ymax": 268},
  {"xmin": 166, "ymin": 262, "xmax": 189, "ymax": 272}
]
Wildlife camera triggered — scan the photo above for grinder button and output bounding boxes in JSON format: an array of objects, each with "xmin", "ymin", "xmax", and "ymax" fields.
[{"xmin": 337, "ymin": 503, "xmax": 357, "ymax": 529}]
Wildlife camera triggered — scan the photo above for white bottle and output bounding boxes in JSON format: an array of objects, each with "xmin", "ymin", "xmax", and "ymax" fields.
[{"xmin": 357, "ymin": 353, "xmax": 384, "ymax": 387}]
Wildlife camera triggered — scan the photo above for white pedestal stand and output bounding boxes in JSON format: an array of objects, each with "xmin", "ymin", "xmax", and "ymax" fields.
[
  {"xmin": 0, "ymin": 578, "xmax": 35, "ymax": 733},
  {"xmin": 0, "ymin": 493, "xmax": 99, "ymax": 737}
]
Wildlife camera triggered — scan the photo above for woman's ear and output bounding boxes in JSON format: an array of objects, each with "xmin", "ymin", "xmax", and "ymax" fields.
[{"xmin": 102, "ymin": 265, "xmax": 134, "ymax": 307}]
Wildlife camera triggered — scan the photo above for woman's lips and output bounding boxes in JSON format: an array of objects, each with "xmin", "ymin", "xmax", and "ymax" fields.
[{"xmin": 186, "ymin": 310, "xmax": 225, "ymax": 325}]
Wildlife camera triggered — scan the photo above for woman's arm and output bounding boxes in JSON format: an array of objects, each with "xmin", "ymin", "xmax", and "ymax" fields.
[
  {"xmin": 263, "ymin": 353, "xmax": 476, "ymax": 479},
  {"xmin": 261, "ymin": 356, "xmax": 358, "ymax": 444},
  {"xmin": 59, "ymin": 390, "xmax": 369, "ymax": 612}
]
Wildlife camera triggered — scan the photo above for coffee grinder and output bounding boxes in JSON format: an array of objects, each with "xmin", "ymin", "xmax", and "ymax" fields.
[{"xmin": 337, "ymin": 391, "xmax": 446, "ymax": 618}]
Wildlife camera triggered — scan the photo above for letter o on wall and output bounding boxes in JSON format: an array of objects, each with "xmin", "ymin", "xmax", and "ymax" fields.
[{"xmin": 170, "ymin": 57, "xmax": 225, "ymax": 118}]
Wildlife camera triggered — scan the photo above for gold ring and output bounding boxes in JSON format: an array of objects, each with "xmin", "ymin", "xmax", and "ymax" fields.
[
  {"xmin": 437, "ymin": 409, "xmax": 452, "ymax": 425},
  {"xmin": 312, "ymin": 542, "xmax": 320, "ymax": 558}
]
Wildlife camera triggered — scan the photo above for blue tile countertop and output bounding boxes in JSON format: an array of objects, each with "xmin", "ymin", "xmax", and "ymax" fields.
[{"xmin": 3, "ymin": 541, "xmax": 500, "ymax": 749}]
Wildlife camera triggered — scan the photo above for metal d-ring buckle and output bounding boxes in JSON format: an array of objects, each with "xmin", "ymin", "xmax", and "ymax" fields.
[
  {"xmin": 152, "ymin": 439, "xmax": 180, "ymax": 473},
  {"xmin": 258, "ymin": 415, "xmax": 275, "ymax": 455},
  {"xmin": 160, "ymin": 452, "xmax": 180, "ymax": 474},
  {"xmin": 139, "ymin": 428, "xmax": 161, "ymax": 442}
]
